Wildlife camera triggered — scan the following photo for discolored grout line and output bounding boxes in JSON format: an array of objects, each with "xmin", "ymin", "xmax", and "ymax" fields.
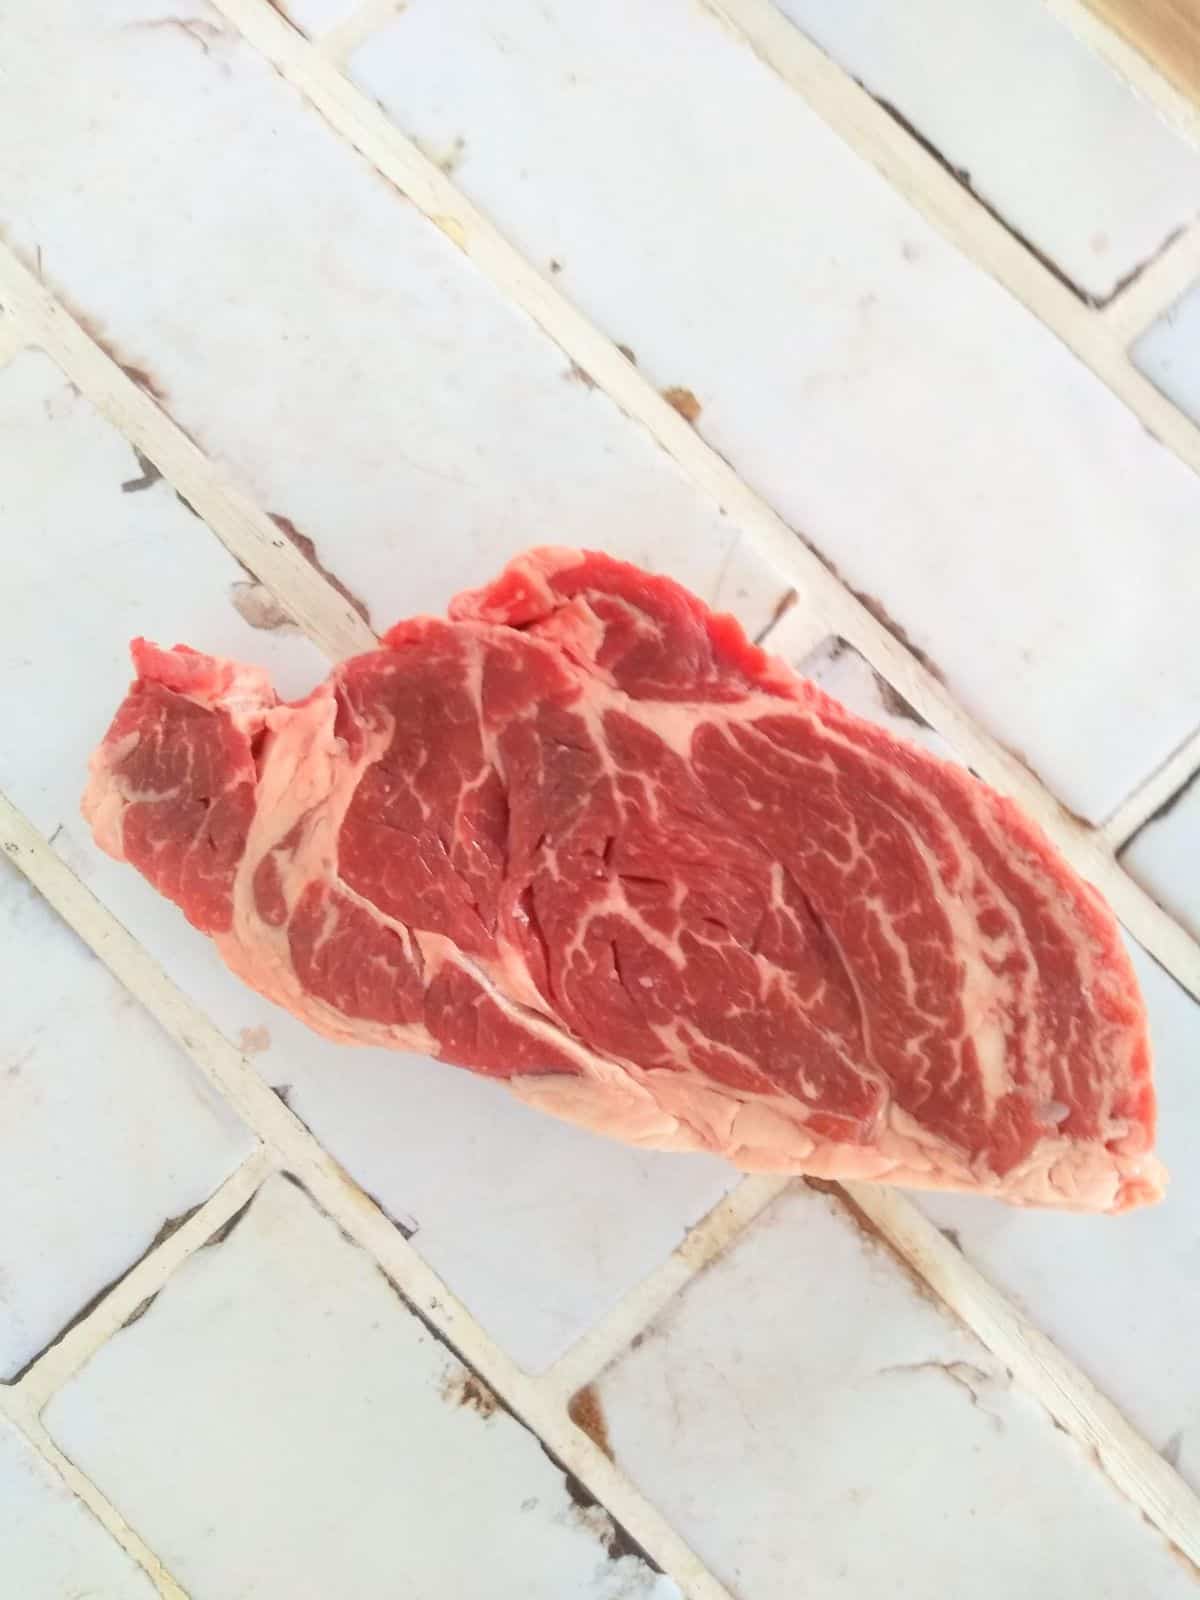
[
  {"xmin": 841, "ymin": 1180, "xmax": 1200, "ymax": 1569},
  {"xmin": 13, "ymin": 1150, "xmax": 274, "ymax": 1417},
  {"xmin": 1103, "ymin": 724, "xmax": 1200, "ymax": 849},
  {"xmin": 0, "ymin": 1396, "xmax": 188, "ymax": 1599},
  {"xmin": 0, "ymin": 244, "xmax": 376, "ymax": 664},
  {"xmin": 698, "ymin": 0, "xmax": 1200, "ymax": 453},
  {"xmin": 0, "ymin": 793, "xmax": 735, "ymax": 1600},
  {"xmin": 1102, "ymin": 218, "xmax": 1200, "ymax": 348},
  {"xmin": 547, "ymin": 1174, "xmax": 790, "ymax": 1398}
]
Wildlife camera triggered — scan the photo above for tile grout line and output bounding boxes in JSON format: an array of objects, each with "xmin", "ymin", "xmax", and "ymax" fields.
[
  {"xmin": 1102, "ymin": 724, "xmax": 1200, "ymax": 848},
  {"xmin": 5, "ymin": 793, "xmax": 1200, "ymax": 1577},
  {"xmin": 316, "ymin": 0, "xmax": 405, "ymax": 64},
  {"xmin": 546, "ymin": 1174, "xmax": 791, "ymax": 1398},
  {"xmin": 1102, "ymin": 218, "xmax": 1200, "ymax": 346},
  {"xmin": 701, "ymin": 0, "xmax": 1200, "ymax": 398},
  {"xmin": 0, "ymin": 314, "xmax": 28, "ymax": 368},
  {"xmin": 843, "ymin": 1181, "xmax": 1200, "ymax": 1567},
  {"xmin": 0, "ymin": 794, "xmax": 735, "ymax": 1600},
  {"xmin": 13, "ymin": 1149, "xmax": 275, "ymax": 1417},
  {"xmin": 194, "ymin": 0, "xmax": 1200, "ymax": 1003},
  {"xmin": 0, "ymin": 246, "xmax": 375, "ymax": 664},
  {"xmin": 1, "ymin": 1413, "xmax": 190, "ymax": 1600},
  {"xmin": 1041, "ymin": 0, "xmax": 1200, "ymax": 148}
]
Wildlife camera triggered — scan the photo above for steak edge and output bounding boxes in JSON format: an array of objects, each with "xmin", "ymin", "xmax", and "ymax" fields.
[{"xmin": 83, "ymin": 547, "xmax": 1164, "ymax": 1212}]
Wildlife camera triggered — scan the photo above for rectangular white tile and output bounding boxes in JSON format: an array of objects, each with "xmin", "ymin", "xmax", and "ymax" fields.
[
  {"xmin": 1121, "ymin": 774, "xmax": 1200, "ymax": 942},
  {"xmin": 0, "ymin": 0, "xmax": 788, "ymax": 649},
  {"xmin": 775, "ymin": 0, "xmax": 1200, "ymax": 300},
  {"xmin": 0, "ymin": 1417, "xmax": 157, "ymax": 1600},
  {"xmin": 44, "ymin": 1173, "xmax": 676, "ymax": 1600},
  {"xmin": 591, "ymin": 1183, "xmax": 1196, "ymax": 1597},
  {"xmin": 1133, "ymin": 277, "xmax": 1200, "ymax": 426},
  {"xmin": 344, "ymin": 0, "xmax": 1200, "ymax": 822},
  {"xmin": 917, "ymin": 940, "xmax": 1200, "ymax": 1489},
  {"xmin": 0, "ymin": 857, "xmax": 252, "ymax": 1379}
]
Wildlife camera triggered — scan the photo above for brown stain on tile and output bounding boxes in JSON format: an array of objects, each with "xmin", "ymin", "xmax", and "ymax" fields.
[
  {"xmin": 230, "ymin": 580, "xmax": 295, "ymax": 633},
  {"xmin": 872, "ymin": 668, "xmax": 931, "ymax": 728},
  {"xmin": 120, "ymin": 446, "xmax": 163, "ymax": 494},
  {"xmin": 564, "ymin": 360, "xmax": 597, "ymax": 390},
  {"xmin": 269, "ymin": 512, "xmax": 373, "ymax": 628},
  {"xmin": 568, "ymin": 1384, "xmax": 614, "ymax": 1461},
  {"xmin": 803, "ymin": 1177, "xmax": 939, "ymax": 1306},
  {"xmin": 441, "ymin": 1369, "xmax": 499, "ymax": 1419},
  {"xmin": 661, "ymin": 385, "xmax": 702, "ymax": 424},
  {"xmin": 751, "ymin": 586, "xmax": 798, "ymax": 645},
  {"xmin": 616, "ymin": 343, "xmax": 638, "ymax": 366},
  {"xmin": 847, "ymin": 586, "xmax": 946, "ymax": 686},
  {"xmin": 124, "ymin": 17, "xmax": 224, "ymax": 55},
  {"xmin": 236, "ymin": 1024, "xmax": 272, "ymax": 1055}
]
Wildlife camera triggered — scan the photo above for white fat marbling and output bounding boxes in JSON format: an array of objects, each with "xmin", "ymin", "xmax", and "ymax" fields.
[
  {"xmin": 344, "ymin": 0, "xmax": 1200, "ymax": 823},
  {"xmin": 44, "ymin": 1174, "xmax": 677, "ymax": 1600},
  {"xmin": 1133, "ymin": 277, "xmax": 1200, "ymax": 428},
  {"xmin": 592, "ymin": 1183, "xmax": 1197, "ymax": 1597},
  {"xmin": 0, "ymin": 858, "xmax": 252, "ymax": 1379},
  {"xmin": 1122, "ymin": 774, "xmax": 1200, "ymax": 942},
  {"xmin": 0, "ymin": 0, "xmax": 787, "ymax": 649},
  {"xmin": 0, "ymin": 1416, "xmax": 157, "ymax": 1599},
  {"xmin": 775, "ymin": 0, "xmax": 1200, "ymax": 299},
  {"xmin": 918, "ymin": 940, "xmax": 1200, "ymax": 1490}
]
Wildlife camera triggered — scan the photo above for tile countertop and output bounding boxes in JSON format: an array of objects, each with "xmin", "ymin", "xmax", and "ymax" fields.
[{"xmin": 1, "ymin": 3, "xmax": 1199, "ymax": 1598}]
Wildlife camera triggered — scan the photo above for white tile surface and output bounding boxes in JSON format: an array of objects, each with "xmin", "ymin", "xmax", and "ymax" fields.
[
  {"xmin": 0, "ymin": 1416, "xmax": 157, "ymax": 1600},
  {"xmin": 918, "ymin": 941, "xmax": 1200, "ymax": 1490},
  {"xmin": 1122, "ymin": 775, "xmax": 1200, "ymax": 941},
  {"xmin": 0, "ymin": 350, "xmax": 325, "ymax": 837},
  {"xmin": 775, "ymin": 0, "xmax": 1200, "ymax": 300},
  {"xmin": 592, "ymin": 1183, "xmax": 1196, "ymax": 1598},
  {"xmin": 1134, "ymin": 277, "xmax": 1200, "ymax": 427},
  {"xmin": 0, "ymin": 0, "xmax": 787, "ymax": 649},
  {"xmin": 0, "ymin": 858, "xmax": 252, "ymax": 1380},
  {"xmin": 0, "ymin": 321, "xmax": 742, "ymax": 1379},
  {"xmin": 45, "ymin": 1174, "xmax": 677, "ymax": 1600},
  {"xmin": 346, "ymin": 0, "xmax": 1200, "ymax": 823}
]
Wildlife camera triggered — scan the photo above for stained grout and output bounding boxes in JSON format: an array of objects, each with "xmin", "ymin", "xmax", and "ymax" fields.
[{"xmin": 2, "ymin": 0, "xmax": 1200, "ymax": 1589}]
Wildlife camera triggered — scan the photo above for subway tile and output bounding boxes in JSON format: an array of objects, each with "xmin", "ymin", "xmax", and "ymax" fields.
[
  {"xmin": 0, "ymin": 1416, "xmax": 157, "ymax": 1599},
  {"xmin": 1133, "ymin": 277, "xmax": 1200, "ymax": 427},
  {"xmin": 0, "ymin": 857, "xmax": 252, "ymax": 1379},
  {"xmin": 590, "ymin": 1182, "xmax": 1196, "ymax": 1597},
  {"xmin": 917, "ymin": 940, "xmax": 1200, "ymax": 1490},
  {"xmin": 775, "ymin": 0, "xmax": 1200, "ymax": 299},
  {"xmin": 0, "ymin": 0, "xmax": 787, "ymax": 651},
  {"xmin": 44, "ymin": 1174, "xmax": 676, "ymax": 1600}
]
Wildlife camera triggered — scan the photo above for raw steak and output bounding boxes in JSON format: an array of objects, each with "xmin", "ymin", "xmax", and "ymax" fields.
[{"xmin": 83, "ymin": 548, "xmax": 1163, "ymax": 1212}]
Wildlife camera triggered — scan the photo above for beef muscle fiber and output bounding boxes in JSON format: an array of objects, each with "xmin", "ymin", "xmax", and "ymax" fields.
[{"xmin": 83, "ymin": 548, "xmax": 1163, "ymax": 1212}]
